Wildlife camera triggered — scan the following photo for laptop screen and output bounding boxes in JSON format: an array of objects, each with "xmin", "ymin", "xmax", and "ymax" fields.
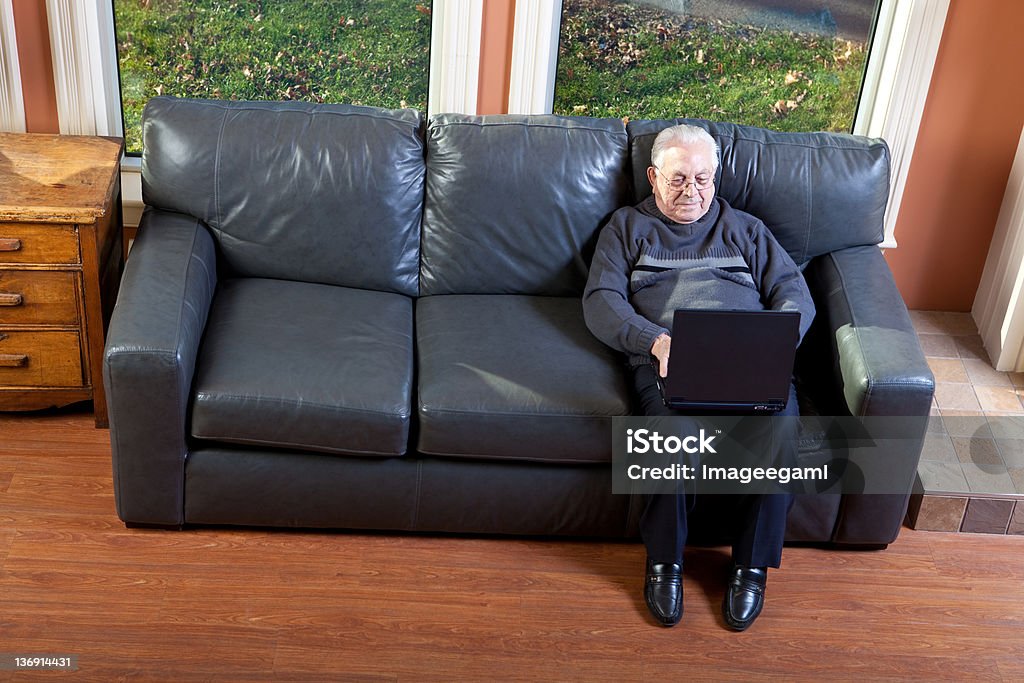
[{"xmin": 661, "ymin": 309, "xmax": 799, "ymax": 410}]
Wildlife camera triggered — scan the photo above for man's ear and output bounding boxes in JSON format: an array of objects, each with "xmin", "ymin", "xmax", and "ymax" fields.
[{"xmin": 647, "ymin": 166, "xmax": 658, "ymax": 191}]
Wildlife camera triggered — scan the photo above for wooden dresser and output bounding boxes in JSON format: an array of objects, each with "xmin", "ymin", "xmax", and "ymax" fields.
[{"xmin": 0, "ymin": 133, "xmax": 124, "ymax": 427}]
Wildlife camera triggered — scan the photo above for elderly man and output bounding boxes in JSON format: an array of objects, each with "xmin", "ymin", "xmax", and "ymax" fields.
[{"xmin": 583, "ymin": 124, "xmax": 815, "ymax": 630}]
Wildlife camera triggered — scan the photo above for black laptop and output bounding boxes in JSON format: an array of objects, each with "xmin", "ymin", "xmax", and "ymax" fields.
[{"xmin": 655, "ymin": 309, "xmax": 800, "ymax": 412}]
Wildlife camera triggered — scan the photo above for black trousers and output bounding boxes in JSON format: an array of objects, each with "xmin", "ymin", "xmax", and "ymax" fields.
[{"xmin": 632, "ymin": 363, "xmax": 796, "ymax": 568}]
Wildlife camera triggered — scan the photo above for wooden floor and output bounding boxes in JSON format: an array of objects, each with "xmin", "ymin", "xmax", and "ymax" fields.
[{"xmin": 2, "ymin": 408, "xmax": 1024, "ymax": 682}]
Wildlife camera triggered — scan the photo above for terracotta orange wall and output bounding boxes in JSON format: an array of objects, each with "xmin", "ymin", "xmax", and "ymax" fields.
[
  {"xmin": 12, "ymin": 0, "xmax": 59, "ymax": 133},
  {"xmin": 885, "ymin": 0, "xmax": 1024, "ymax": 311},
  {"xmin": 477, "ymin": 0, "xmax": 516, "ymax": 115}
]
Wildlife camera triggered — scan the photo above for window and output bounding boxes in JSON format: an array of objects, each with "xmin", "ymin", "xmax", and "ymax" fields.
[
  {"xmin": 50, "ymin": 0, "xmax": 946, "ymax": 247},
  {"xmin": 553, "ymin": 0, "xmax": 880, "ymax": 133},
  {"xmin": 112, "ymin": 0, "xmax": 432, "ymax": 153}
]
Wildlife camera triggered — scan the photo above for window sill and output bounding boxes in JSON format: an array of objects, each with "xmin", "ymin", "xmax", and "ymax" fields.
[{"xmin": 120, "ymin": 155, "xmax": 143, "ymax": 228}]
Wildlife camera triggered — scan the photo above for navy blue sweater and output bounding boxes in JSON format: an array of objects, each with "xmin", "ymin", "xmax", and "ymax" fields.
[{"xmin": 583, "ymin": 195, "xmax": 815, "ymax": 366}]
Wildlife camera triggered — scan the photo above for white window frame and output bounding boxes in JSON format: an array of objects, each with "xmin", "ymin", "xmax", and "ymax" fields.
[
  {"xmin": 508, "ymin": 0, "xmax": 562, "ymax": 115},
  {"xmin": 428, "ymin": 0, "xmax": 483, "ymax": 116},
  {"xmin": 46, "ymin": 0, "xmax": 121, "ymax": 137},
  {"xmin": 0, "ymin": 0, "xmax": 26, "ymax": 132},
  {"xmin": 508, "ymin": 0, "xmax": 951, "ymax": 249},
  {"xmin": 853, "ymin": 0, "xmax": 951, "ymax": 248},
  {"xmin": 45, "ymin": 0, "xmax": 143, "ymax": 225},
  {"xmin": 53, "ymin": 0, "xmax": 485, "ymax": 131}
]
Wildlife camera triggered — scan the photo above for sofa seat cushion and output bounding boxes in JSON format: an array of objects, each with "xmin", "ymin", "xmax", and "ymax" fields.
[
  {"xmin": 416, "ymin": 295, "xmax": 631, "ymax": 464},
  {"xmin": 190, "ymin": 278, "xmax": 413, "ymax": 456}
]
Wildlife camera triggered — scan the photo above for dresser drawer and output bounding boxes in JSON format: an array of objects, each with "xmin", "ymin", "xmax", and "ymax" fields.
[
  {"xmin": 0, "ymin": 330, "xmax": 83, "ymax": 387},
  {"xmin": 0, "ymin": 271, "xmax": 79, "ymax": 325},
  {"xmin": 0, "ymin": 223, "xmax": 80, "ymax": 265}
]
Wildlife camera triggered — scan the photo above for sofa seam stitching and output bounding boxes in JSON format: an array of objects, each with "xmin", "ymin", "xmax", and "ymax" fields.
[
  {"xmin": 430, "ymin": 120, "xmax": 625, "ymax": 137},
  {"xmin": 194, "ymin": 392, "xmax": 412, "ymax": 419},
  {"xmin": 419, "ymin": 406, "xmax": 628, "ymax": 419},
  {"xmin": 802, "ymin": 146, "xmax": 813, "ymax": 263},
  {"xmin": 192, "ymin": 434, "xmax": 406, "ymax": 457},
  {"xmin": 636, "ymin": 129, "xmax": 886, "ymax": 153},
  {"xmin": 416, "ymin": 449, "xmax": 608, "ymax": 465},
  {"xmin": 831, "ymin": 251, "xmax": 874, "ymax": 416},
  {"xmin": 162, "ymin": 98, "xmax": 422, "ymax": 128},
  {"xmin": 214, "ymin": 109, "xmax": 228, "ymax": 232},
  {"xmin": 170, "ymin": 219, "xmax": 204, "ymax": 525}
]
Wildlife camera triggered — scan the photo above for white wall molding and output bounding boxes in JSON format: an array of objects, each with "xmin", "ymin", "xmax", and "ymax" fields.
[
  {"xmin": 45, "ymin": 0, "xmax": 121, "ymax": 136},
  {"xmin": 972, "ymin": 126, "xmax": 1024, "ymax": 371},
  {"xmin": 46, "ymin": 0, "xmax": 93, "ymax": 134},
  {"xmin": 854, "ymin": 0, "xmax": 951, "ymax": 249},
  {"xmin": 43, "ymin": 0, "xmax": 138, "ymax": 225},
  {"xmin": 0, "ymin": 0, "xmax": 26, "ymax": 132},
  {"xmin": 428, "ymin": 0, "xmax": 483, "ymax": 116},
  {"xmin": 84, "ymin": 0, "xmax": 121, "ymax": 136},
  {"xmin": 507, "ymin": 0, "xmax": 561, "ymax": 115}
]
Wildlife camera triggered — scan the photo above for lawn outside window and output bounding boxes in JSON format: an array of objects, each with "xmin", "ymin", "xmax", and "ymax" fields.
[
  {"xmin": 113, "ymin": 0, "xmax": 432, "ymax": 154},
  {"xmin": 554, "ymin": 0, "xmax": 880, "ymax": 132}
]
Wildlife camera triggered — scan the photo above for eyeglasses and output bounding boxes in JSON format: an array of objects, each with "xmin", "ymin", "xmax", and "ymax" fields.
[{"xmin": 653, "ymin": 165, "xmax": 714, "ymax": 192}]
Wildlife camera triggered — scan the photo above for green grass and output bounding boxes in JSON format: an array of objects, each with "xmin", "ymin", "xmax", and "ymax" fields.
[
  {"xmin": 115, "ymin": 0, "xmax": 867, "ymax": 153},
  {"xmin": 554, "ymin": 0, "xmax": 868, "ymax": 132},
  {"xmin": 114, "ymin": 0, "xmax": 431, "ymax": 153}
]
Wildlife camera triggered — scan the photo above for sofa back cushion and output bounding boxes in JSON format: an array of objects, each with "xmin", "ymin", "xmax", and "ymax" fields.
[
  {"xmin": 627, "ymin": 119, "xmax": 890, "ymax": 265},
  {"xmin": 141, "ymin": 97, "xmax": 424, "ymax": 296},
  {"xmin": 421, "ymin": 114, "xmax": 630, "ymax": 296}
]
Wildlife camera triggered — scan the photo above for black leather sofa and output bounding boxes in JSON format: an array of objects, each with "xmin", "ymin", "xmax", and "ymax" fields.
[{"xmin": 104, "ymin": 97, "xmax": 934, "ymax": 547}]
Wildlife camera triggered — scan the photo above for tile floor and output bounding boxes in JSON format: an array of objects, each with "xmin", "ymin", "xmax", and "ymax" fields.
[{"xmin": 907, "ymin": 310, "xmax": 1024, "ymax": 534}]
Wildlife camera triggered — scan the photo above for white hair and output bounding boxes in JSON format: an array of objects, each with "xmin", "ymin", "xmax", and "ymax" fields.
[{"xmin": 651, "ymin": 124, "xmax": 719, "ymax": 171}]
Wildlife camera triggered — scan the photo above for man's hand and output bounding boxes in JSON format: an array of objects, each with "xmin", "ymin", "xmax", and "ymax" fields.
[{"xmin": 651, "ymin": 333, "xmax": 671, "ymax": 378}]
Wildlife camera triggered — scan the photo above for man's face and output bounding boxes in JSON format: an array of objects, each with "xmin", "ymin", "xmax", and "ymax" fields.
[{"xmin": 646, "ymin": 142, "xmax": 716, "ymax": 224}]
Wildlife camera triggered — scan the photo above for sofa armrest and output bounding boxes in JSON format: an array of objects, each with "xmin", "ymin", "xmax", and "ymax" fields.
[
  {"xmin": 805, "ymin": 245, "xmax": 934, "ymax": 418},
  {"xmin": 104, "ymin": 209, "xmax": 218, "ymax": 526},
  {"xmin": 803, "ymin": 245, "xmax": 935, "ymax": 545}
]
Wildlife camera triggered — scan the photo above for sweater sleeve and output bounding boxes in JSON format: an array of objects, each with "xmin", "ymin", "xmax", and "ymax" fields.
[
  {"xmin": 747, "ymin": 221, "xmax": 816, "ymax": 344},
  {"xmin": 583, "ymin": 212, "xmax": 669, "ymax": 357}
]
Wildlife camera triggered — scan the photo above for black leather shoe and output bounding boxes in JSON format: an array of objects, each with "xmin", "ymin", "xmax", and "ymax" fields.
[
  {"xmin": 722, "ymin": 565, "xmax": 767, "ymax": 631},
  {"xmin": 644, "ymin": 558, "xmax": 683, "ymax": 626}
]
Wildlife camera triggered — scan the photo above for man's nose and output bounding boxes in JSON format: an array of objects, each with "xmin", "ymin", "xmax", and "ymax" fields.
[{"xmin": 681, "ymin": 183, "xmax": 697, "ymax": 197}]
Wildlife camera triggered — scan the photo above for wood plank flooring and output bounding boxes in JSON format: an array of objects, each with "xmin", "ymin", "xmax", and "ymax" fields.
[{"xmin": 2, "ymin": 407, "xmax": 1024, "ymax": 681}]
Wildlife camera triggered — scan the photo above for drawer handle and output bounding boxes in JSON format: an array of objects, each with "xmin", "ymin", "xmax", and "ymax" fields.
[
  {"xmin": 0, "ymin": 292, "xmax": 23, "ymax": 306},
  {"xmin": 0, "ymin": 353, "xmax": 28, "ymax": 367},
  {"xmin": 0, "ymin": 238, "xmax": 21, "ymax": 252}
]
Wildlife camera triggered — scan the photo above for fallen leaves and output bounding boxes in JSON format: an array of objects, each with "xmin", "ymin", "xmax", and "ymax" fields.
[
  {"xmin": 772, "ymin": 89, "xmax": 808, "ymax": 116},
  {"xmin": 835, "ymin": 40, "xmax": 854, "ymax": 64}
]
